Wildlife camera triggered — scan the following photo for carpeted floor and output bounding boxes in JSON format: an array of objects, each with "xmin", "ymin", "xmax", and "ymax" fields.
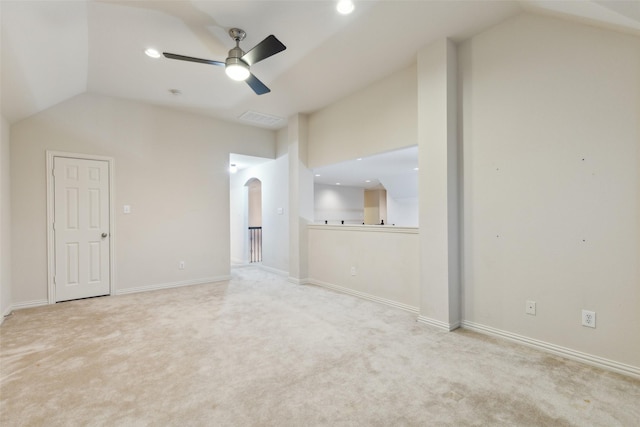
[{"xmin": 1, "ymin": 266, "xmax": 638, "ymax": 426}]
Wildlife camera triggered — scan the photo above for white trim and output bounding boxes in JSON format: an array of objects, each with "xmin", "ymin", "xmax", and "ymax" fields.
[
  {"xmin": 2, "ymin": 305, "xmax": 12, "ymax": 317},
  {"xmin": 259, "ymin": 264, "xmax": 288, "ymax": 277},
  {"xmin": 308, "ymin": 278, "xmax": 419, "ymax": 314},
  {"xmin": 308, "ymin": 224, "xmax": 418, "ymax": 235},
  {"xmin": 418, "ymin": 315, "xmax": 461, "ymax": 331},
  {"xmin": 10, "ymin": 299, "xmax": 49, "ymax": 311},
  {"xmin": 461, "ymin": 320, "xmax": 640, "ymax": 379},
  {"xmin": 1, "ymin": 305, "xmax": 14, "ymax": 324},
  {"xmin": 288, "ymin": 276, "xmax": 307, "ymax": 285},
  {"xmin": 115, "ymin": 276, "xmax": 230, "ymax": 296},
  {"xmin": 46, "ymin": 151, "xmax": 116, "ymax": 304}
]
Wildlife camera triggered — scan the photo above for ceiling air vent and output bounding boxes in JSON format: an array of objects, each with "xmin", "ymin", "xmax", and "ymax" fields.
[{"xmin": 238, "ymin": 110, "xmax": 284, "ymax": 127}]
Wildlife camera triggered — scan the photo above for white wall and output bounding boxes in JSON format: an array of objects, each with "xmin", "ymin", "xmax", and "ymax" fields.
[
  {"xmin": 230, "ymin": 154, "xmax": 289, "ymax": 274},
  {"xmin": 314, "ymin": 184, "xmax": 364, "ymax": 225},
  {"xmin": 459, "ymin": 14, "xmax": 640, "ymax": 368},
  {"xmin": 308, "ymin": 64, "xmax": 417, "ymax": 169},
  {"xmin": 10, "ymin": 93, "xmax": 275, "ymax": 304},
  {"xmin": 387, "ymin": 196, "xmax": 418, "ymax": 227},
  {"xmin": 308, "ymin": 225, "xmax": 419, "ymax": 312},
  {"xmin": 379, "ymin": 173, "xmax": 419, "ymax": 226},
  {"xmin": 0, "ymin": 115, "xmax": 12, "ymax": 318},
  {"xmin": 417, "ymin": 38, "xmax": 460, "ymax": 330},
  {"xmin": 288, "ymin": 114, "xmax": 313, "ymax": 282}
]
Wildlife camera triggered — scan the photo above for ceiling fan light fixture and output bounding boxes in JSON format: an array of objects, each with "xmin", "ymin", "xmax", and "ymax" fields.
[
  {"xmin": 337, "ymin": 0, "xmax": 355, "ymax": 15},
  {"xmin": 225, "ymin": 57, "xmax": 250, "ymax": 81},
  {"xmin": 164, "ymin": 28, "xmax": 285, "ymax": 95},
  {"xmin": 144, "ymin": 48, "xmax": 161, "ymax": 58}
]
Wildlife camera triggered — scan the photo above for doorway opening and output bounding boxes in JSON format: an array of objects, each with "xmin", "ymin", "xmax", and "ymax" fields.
[{"xmin": 246, "ymin": 178, "xmax": 262, "ymax": 263}]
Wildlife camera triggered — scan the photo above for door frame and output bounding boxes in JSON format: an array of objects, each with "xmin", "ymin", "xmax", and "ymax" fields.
[{"xmin": 46, "ymin": 151, "xmax": 116, "ymax": 304}]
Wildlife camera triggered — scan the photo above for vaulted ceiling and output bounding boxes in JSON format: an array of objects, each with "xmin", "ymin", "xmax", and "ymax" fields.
[{"xmin": 3, "ymin": 1, "xmax": 638, "ymax": 128}]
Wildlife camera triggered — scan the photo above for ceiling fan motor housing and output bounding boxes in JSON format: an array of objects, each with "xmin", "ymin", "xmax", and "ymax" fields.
[{"xmin": 226, "ymin": 46, "xmax": 247, "ymax": 67}]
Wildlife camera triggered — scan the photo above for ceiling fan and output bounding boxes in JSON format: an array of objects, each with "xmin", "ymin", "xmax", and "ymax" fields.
[{"xmin": 163, "ymin": 28, "xmax": 286, "ymax": 95}]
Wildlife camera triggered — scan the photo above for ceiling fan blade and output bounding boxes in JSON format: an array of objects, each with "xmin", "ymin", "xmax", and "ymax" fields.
[
  {"xmin": 163, "ymin": 52, "xmax": 224, "ymax": 67},
  {"xmin": 245, "ymin": 73, "xmax": 270, "ymax": 95},
  {"xmin": 241, "ymin": 35, "xmax": 286, "ymax": 66}
]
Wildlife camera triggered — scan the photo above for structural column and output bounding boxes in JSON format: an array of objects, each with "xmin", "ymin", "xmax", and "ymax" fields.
[
  {"xmin": 417, "ymin": 39, "xmax": 461, "ymax": 330},
  {"xmin": 288, "ymin": 114, "xmax": 313, "ymax": 283}
]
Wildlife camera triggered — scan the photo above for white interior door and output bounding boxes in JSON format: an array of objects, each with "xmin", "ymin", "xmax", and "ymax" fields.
[{"xmin": 54, "ymin": 157, "xmax": 111, "ymax": 302}]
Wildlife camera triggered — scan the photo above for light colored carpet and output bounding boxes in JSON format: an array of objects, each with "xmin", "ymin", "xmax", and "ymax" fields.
[{"xmin": 1, "ymin": 266, "xmax": 638, "ymax": 426}]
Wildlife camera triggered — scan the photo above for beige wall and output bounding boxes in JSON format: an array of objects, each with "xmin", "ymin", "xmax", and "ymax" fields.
[
  {"xmin": 303, "ymin": 12, "xmax": 639, "ymax": 371},
  {"xmin": 248, "ymin": 179, "xmax": 262, "ymax": 228},
  {"xmin": 0, "ymin": 115, "xmax": 11, "ymax": 317},
  {"xmin": 364, "ymin": 189, "xmax": 387, "ymax": 225},
  {"xmin": 307, "ymin": 65, "xmax": 417, "ymax": 169},
  {"xmin": 308, "ymin": 225, "xmax": 419, "ymax": 311},
  {"xmin": 459, "ymin": 14, "xmax": 640, "ymax": 367},
  {"xmin": 10, "ymin": 93, "xmax": 275, "ymax": 303}
]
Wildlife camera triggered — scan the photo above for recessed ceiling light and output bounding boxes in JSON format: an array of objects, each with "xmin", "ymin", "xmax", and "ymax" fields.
[
  {"xmin": 336, "ymin": 183, "xmax": 341, "ymax": 186},
  {"xmin": 315, "ymin": 174, "xmax": 321, "ymax": 177},
  {"xmin": 365, "ymin": 180, "xmax": 371, "ymax": 183},
  {"xmin": 336, "ymin": 0, "xmax": 355, "ymax": 15},
  {"xmin": 357, "ymin": 158, "xmax": 362, "ymax": 161},
  {"xmin": 414, "ymin": 167, "xmax": 419, "ymax": 171},
  {"xmin": 145, "ymin": 48, "xmax": 161, "ymax": 58}
]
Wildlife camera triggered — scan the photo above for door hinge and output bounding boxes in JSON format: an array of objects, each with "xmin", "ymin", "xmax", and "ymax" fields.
[{"xmin": 53, "ymin": 276, "xmax": 57, "ymax": 284}]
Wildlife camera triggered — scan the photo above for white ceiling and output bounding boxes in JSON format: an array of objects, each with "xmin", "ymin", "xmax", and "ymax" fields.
[
  {"xmin": 3, "ymin": 0, "xmax": 638, "ymax": 128},
  {"xmin": 313, "ymin": 145, "xmax": 418, "ymax": 191},
  {"xmin": 2, "ymin": 0, "xmax": 638, "ymax": 190}
]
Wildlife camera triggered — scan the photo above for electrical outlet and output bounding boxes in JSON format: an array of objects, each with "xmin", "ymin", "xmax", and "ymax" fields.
[
  {"xmin": 582, "ymin": 310, "xmax": 596, "ymax": 328},
  {"xmin": 179, "ymin": 261, "xmax": 185, "ymax": 270},
  {"xmin": 526, "ymin": 300, "xmax": 536, "ymax": 315},
  {"xmin": 350, "ymin": 267, "xmax": 357, "ymax": 276}
]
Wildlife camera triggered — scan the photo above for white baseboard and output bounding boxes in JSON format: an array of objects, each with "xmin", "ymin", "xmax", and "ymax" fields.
[
  {"xmin": 259, "ymin": 265, "xmax": 288, "ymax": 277},
  {"xmin": 288, "ymin": 276, "xmax": 308, "ymax": 285},
  {"xmin": 307, "ymin": 278, "xmax": 419, "ymax": 315},
  {"xmin": 10, "ymin": 299, "xmax": 49, "ymax": 311},
  {"xmin": 115, "ymin": 276, "xmax": 231, "ymax": 296},
  {"xmin": 5, "ymin": 299, "xmax": 49, "ymax": 325},
  {"xmin": 2, "ymin": 304, "xmax": 13, "ymax": 317},
  {"xmin": 1, "ymin": 304, "xmax": 15, "ymax": 325},
  {"xmin": 418, "ymin": 315, "xmax": 461, "ymax": 332},
  {"xmin": 461, "ymin": 320, "xmax": 640, "ymax": 379}
]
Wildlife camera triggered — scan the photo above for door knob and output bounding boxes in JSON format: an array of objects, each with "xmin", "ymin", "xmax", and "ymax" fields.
[{"xmin": 101, "ymin": 232, "xmax": 108, "ymax": 238}]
